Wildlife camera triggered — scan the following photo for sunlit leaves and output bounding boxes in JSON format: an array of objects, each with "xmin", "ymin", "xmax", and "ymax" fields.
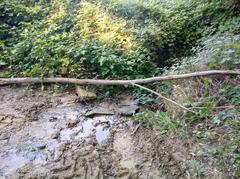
[{"xmin": 75, "ymin": 2, "xmax": 135, "ymax": 51}]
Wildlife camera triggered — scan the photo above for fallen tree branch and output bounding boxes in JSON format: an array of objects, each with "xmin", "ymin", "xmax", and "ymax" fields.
[
  {"xmin": 190, "ymin": 105, "xmax": 236, "ymax": 110},
  {"xmin": 0, "ymin": 70, "xmax": 239, "ymax": 86},
  {"xmin": 130, "ymin": 83, "xmax": 194, "ymax": 113}
]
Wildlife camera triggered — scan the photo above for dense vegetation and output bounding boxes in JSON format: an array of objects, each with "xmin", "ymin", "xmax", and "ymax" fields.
[
  {"xmin": 0, "ymin": 0, "xmax": 239, "ymax": 178},
  {"xmin": 1, "ymin": 0, "xmax": 239, "ymax": 78}
]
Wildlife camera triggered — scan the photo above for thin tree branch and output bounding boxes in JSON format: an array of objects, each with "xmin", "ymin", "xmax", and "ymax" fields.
[
  {"xmin": 130, "ymin": 82, "xmax": 194, "ymax": 113},
  {"xmin": 190, "ymin": 105, "xmax": 236, "ymax": 110},
  {"xmin": 0, "ymin": 70, "xmax": 239, "ymax": 86}
]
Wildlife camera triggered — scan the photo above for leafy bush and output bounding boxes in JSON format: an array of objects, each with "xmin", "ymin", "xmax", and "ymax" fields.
[
  {"xmin": 0, "ymin": 0, "xmax": 51, "ymax": 44},
  {"xmin": 166, "ymin": 34, "xmax": 240, "ymax": 74},
  {"xmin": 157, "ymin": 32, "xmax": 240, "ymax": 178},
  {"xmin": 99, "ymin": 0, "xmax": 239, "ymax": 66},
  {"xmin": 2, "ymin": 1, "xmax": 157, "ymax": 79},
  {"xmin": 1, "ymin": 0, "xmax": 239, "ymax": 78},
  {"xmin": 132, "ymin": 110, "xmax": 179, "ymax": 134}
]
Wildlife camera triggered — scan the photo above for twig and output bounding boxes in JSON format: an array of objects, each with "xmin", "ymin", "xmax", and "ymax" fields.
[
  {"xmin": 214, "ymin": 105, "xmax": 236, "ymax": 109},
  {"xmin": 0, "ymin": 70, "xmax": 239, "ymax": 86},
  {"xmin": 190, "ymin": 105, "xmax": 236, "ymax": 109},
  {"xmin": 130, "ymin": 82, "xmax": 194, "ymax": 113},
  {"xmin": 131, "ymin": 123, "xmax": 142, "ymax": 135}
]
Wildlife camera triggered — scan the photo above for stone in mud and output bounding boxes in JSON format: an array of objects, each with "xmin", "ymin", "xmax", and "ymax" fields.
[
  {"xmin": 75, "ymin": 85, "xmax": 96, "ymax": 101},
  {"xmin": 49, "ymin": 116, "xmax": 58, "ymax": 122},
  {"xmin": 117, "ymin": 168, "xmax": 131, "ymax": 177},
  {"xmin": 67, "ymin": 119, "xmax": 79, "ymax": 128},
  {"xmin": 36, "ymin": 143, "xmax": 46, "ymax": 150},
  {"xmin": 116, "ymin": 99, "xmax": 139, "ymax": 116},
  {"xmin": 51, "ymin": 131, "xmax": 60, "ymax": 139},
  {"xmin": 85, "ymin": 108, "xmax": 115, "ymax": 117},
  {"xmin": 126, "ymin": 121, "xmax": 134, "ymax": 128},
  {"xmin": 115, "ymin": 105, "xmax": 139, "ymax": 116},
  {"xmin": 85, "ymin": 101, "xmax": 139, "ymax": 117}
]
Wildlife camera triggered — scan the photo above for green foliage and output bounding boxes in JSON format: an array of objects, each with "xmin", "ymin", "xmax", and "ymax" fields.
[
  {"xmin": 99, "ymin": 0, "xmax": 239, "ymax": 66},
  {"xmin": 1, "ymin": 0, "xmax": 158, "ymax": 79},
  {"xmin": 0, "ymin": 0, "xmax": 51, "ymax": 44},
  {"xmin": 132, "ymin": 110, "xmax": 179, "ymax": 134},
  {"xmin": 187, "ymin": 160, "xmax": 208, "ymax": 178},
  {"xmin": 1, "ymin": 0, "xmax": 239, "ymax": 79},
  {"xmin": 166, "ymin": 34, "xmax": 240, "ymax": 74},
  {"xmin": 219, "ymin": 85, "xmax": 240, "ymax": 105},
  {"xmin": 158, "ymin": 30, "xmax": 239, "ymax": 178},
  {"xmin": 212, "ymin": 109, "xmax": 239, "ymax": 125},
  {"xmin": 228, "ymin": 119, "xmax": 240, "ymax": 171}
]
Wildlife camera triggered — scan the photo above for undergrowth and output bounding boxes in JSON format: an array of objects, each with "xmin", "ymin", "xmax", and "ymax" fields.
[
  {"xmin": 132, "ymin": 34, "xmax": 240, "ymax": 178},
  {"xmin": 1, "ymin": 0, "xmax": 239, "ymax": 80}
]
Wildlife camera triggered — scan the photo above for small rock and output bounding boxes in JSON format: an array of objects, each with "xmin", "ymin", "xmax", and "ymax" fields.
[
  {"xmin": 36, "ymin": 143, "xmax": 46, "ymax": 150},
  {"xmin": 67, "ymin": 119, "xmax": 79, "ymax": 128},
  {"xmin": 49, "ymin": 116, "xmax": 58, "ymax": 122},
  {"xmin": 85, "ymin": 102, "xmax": 139, "ymax": 117},
  {"xmin": 85, "ymin": 108, "xmax": 115, "ymax": 117},
  {"xmin": 51, "ymin": 131, "xmax": 60, "ymax": 139},
  {"xmin": 115, "ymin": 104, "xmax": 139, "ymax": 116},
  {"xmin": 93, "ymin": 120, "xmax": 110, "ymax": 127},
  {"xmin": 117, "ymin": 168, "xmax": 130, "ymax": 177},
  {"xmin": 51, "ymin": 164, "xmax": 72, "ymax": 173}
]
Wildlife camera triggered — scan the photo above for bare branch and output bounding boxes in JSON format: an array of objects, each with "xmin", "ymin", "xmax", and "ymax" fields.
[
  {"xmin": 0, "ymin": 70, "xmax": 239, "ymax": 86},
  {"xmin": 130, "ymin": 83, "xmax": 194, "ymax": 113}
]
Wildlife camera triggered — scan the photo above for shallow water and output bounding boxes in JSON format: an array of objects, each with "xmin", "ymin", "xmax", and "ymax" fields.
[
  {"xmin": 0, "ymin": 104, "xmax": 113, "ymax": 177},
  {"xmin": 61, "ymin": 116, "xmax": 112, "ymax": 143},
  {"xmin": 0, "ymin": 87, "xmax": 170, "ymax": 178}
]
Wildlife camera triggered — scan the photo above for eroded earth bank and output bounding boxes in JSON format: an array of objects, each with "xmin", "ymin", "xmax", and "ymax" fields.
[{"xmin": 0, "ymin": 86, "xmax": 190, "ymax": 179}]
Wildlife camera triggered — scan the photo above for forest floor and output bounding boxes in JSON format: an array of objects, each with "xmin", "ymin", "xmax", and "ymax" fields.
[{"xmin": 0, "ymin": 86, "xmax": 193, "ymax": 179}]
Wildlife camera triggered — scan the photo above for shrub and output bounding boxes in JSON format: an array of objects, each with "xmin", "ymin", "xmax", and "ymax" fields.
[
  {"xmin": 3, "ymin": 1, "xmax": 158, "ymax": 79},
  {"xmin": 99, "ymin": 0, "xmax": 239, "ymax": 66}
]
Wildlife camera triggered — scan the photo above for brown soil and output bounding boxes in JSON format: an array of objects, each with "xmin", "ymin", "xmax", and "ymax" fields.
[{"xmin": 0, "ymin": 86, "xmax": 190, "ymax": 179}]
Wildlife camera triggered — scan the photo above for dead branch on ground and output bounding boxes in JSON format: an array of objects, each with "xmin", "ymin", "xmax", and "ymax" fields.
[{"xmin": 0, "ymin": 70, "xmax": 239, "ymax": 86}]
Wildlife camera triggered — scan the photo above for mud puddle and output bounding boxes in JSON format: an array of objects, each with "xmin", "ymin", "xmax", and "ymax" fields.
[
  {"xmin": 0, "ymin": 86, "xmax": 189, "ymax": 178},
  {"xmin": 0, "ymin": 103, "xmax": 113, "ymax": 177}
]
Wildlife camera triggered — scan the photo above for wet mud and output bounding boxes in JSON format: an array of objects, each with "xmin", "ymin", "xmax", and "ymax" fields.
[{"xmin": 0, "ymin": 86, "xmax": 189, "ymax": 179}]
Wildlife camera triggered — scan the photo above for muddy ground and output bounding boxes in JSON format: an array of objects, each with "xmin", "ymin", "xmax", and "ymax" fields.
[{"xmin": 0, "ymin": 86, "xmax": 190, "ymax": 179}]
